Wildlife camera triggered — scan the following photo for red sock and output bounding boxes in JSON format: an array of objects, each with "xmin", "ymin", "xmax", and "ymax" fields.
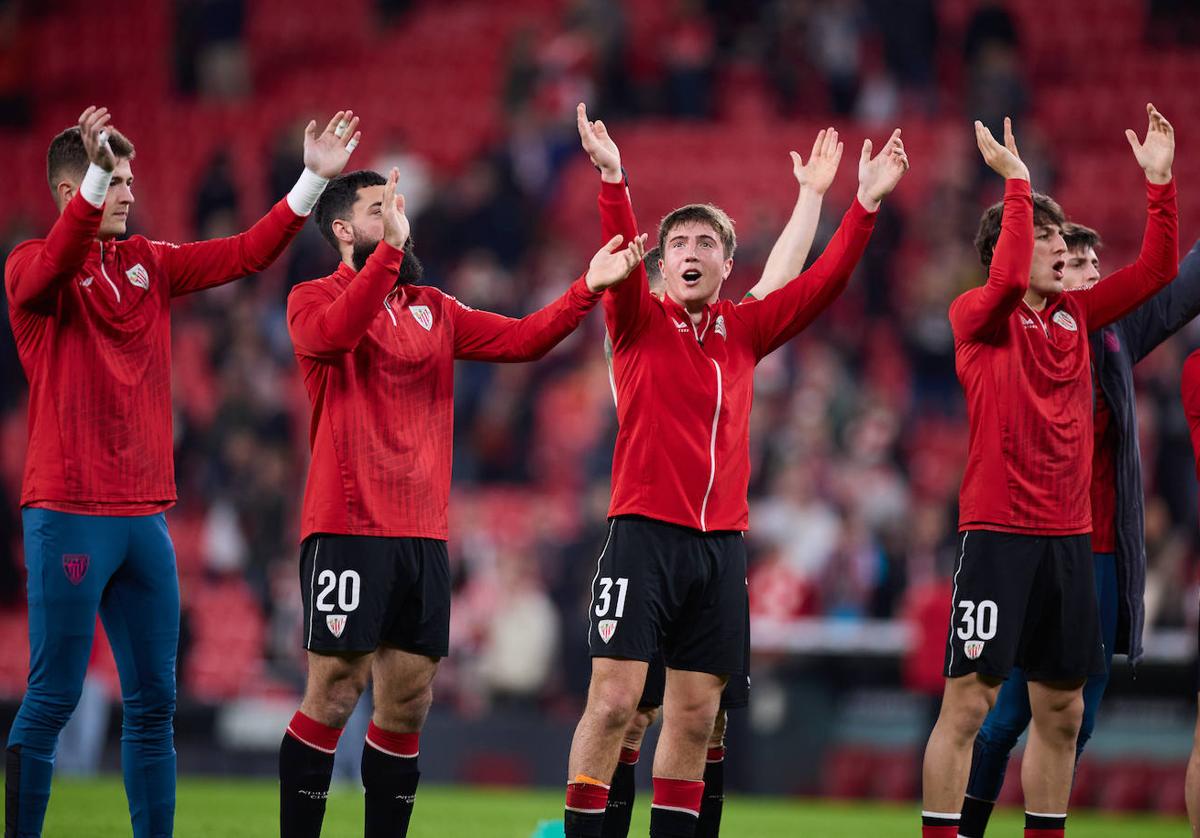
[
  {"xmin": 365, "ymin": 721, "xmax": 419, "ymax": 758},
  {"xmin": 651, "ymin": 777, "xmax": 704, "ymax": 815},
  {"xmin": 1025, "ymin": 811, "xmax": 1066, "ymax": 837},
  {"xmin": 565, "ymin": 778, "xmax": 610, "ymax": 813},
  {"xmin": 618, "ymin": 747, "xmax": 640, "ymax": 765},
  {"xmin": 706, "ymin": 746, "xmax": 725, "ymax": 763},
  {"xmin": 285, "ymin": 711, "xmax": 342, "ymax": 753}
]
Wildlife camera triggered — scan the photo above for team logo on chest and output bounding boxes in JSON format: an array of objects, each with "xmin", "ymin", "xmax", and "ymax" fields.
[
  {"xmin": 63, "ymin": 554, "xmax": 89, "ymax": 585},
  {"xmin": 410, "ymin": 305, "xmax": 433, "ymax": 331},
  {"xmin": 597, "ymin": 619, "xmax": 618, "ymax": 643},
  {"xmin": 714, "ymin": 315, "xmax": 727, "ymax": 339},
  {"xmin": 326, "ymin": 614, "xmax": 348, "ymax": 638},
  {"xmin": 125, "ymin": 263, "xmax": 150, "ymax": 290},
  {"xmin": 1052, "ymin": 310, "xmax": 1077, "ymax": 332}
]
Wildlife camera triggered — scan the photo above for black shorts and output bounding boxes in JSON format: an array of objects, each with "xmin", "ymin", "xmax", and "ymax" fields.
[
  {"xmin": 638, "ymin": 653, "xmax": 750, "ymax": 710},
  {"xmin": 587, "ymin": 516, "xmax": 748, "ymax": 678},
  {"xmin": 944, "ymin": 530, "xmax": 1104, "ymax": 682},
  {"xmin": 299, "ymin": 534, "xmax": 451, "ymax": 657}
]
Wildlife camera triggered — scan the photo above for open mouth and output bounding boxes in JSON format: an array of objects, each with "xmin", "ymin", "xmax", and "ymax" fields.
[
  {"xmin": 1052, "ymin": 260, "xmax": 1065, "ymax": 281},
  {"xmin": 681, "ymin": 269, "xmax": 702, "ymax": 286}
]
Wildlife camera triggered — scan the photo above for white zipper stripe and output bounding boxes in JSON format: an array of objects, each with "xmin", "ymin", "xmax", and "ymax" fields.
[
  {"xmin": 587, "ymin": 521, "xmax": 617, "ymax": 642},
  {"xmin": 98, "ymin": 244, "xmax": 121, "ymax": 302},
  {"xmin": 383, "ymin": 295, "xmax": 398, "ymax": 326},
  {"xmin": 947, "ymin": 532, "xmax": 968, "ymax": 673},
  {"xmin": 699, "ymin": 359, "xmax": 722, "ymax": 532}
]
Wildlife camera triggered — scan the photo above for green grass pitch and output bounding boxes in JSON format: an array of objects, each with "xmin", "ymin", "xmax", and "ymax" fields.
[{"xmin": 42, "ymin": 777, "xmax": 1187, "ymax": 837}]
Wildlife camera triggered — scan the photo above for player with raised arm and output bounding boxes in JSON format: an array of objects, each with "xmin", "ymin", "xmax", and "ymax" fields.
[
  {"xmin": 922, "ymin": 106, "xmax": 1177, "ymax": 838},
  {"xmin": 3, "ymin": 105, "xmax": 358, "ymax": 838},
  {"xmin": 602, "ymin": 128, "xmax": 845, "ymax": 838},
  {"xmin": 564, "ymin": 103, "xmax": 906, "ymax": 838},
  {"xmin": 960, "ymin": 220, "xmax": 1200, "ymax": 837},
  {"xmin": 280, "ymin": 167, "xmax": 644, "ymax": 838}
]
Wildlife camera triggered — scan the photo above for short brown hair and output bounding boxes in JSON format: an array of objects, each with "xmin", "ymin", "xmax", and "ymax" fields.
[
  {"xmin": 974, "ymin": 192, "xmax": 1065, "ymax": 268},
  {"xmin": 1061, "ymin": 221, "xmax": 1102, "ymax": 253},
  {"xmin": 46, "ymin": 126, "xmax": 135, "ymax": 194},
  {"xmin": 657, "ymin": 204, "xmax": 737, "ymax": 261}
]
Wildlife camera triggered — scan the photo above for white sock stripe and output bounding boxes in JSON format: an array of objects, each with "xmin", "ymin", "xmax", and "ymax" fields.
[
  {"xmin": 286, "ymin": 725, "xmax": 337, "ymax": 754},
  {"xmin": 651, "ymin": 803, "xmax": 700, "ymax": 817},
  {"xmin": 364, "ymin": 735, "xmax": 418, "ymax": 759},
  {"xmin": 565, "ymin": 806, "xmax": 607, "ymax": 814},
  {"xmin": 1025, "ymin": 811, "xmax": 1067, "ymax": 818},
  {"xmin": 921, "ymin": 810, "xmax": 961, "ymax": 819}
]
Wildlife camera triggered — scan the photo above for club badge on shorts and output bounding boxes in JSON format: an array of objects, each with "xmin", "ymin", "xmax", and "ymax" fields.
[
  {"xmin": 410, "ymin": 305, "xmax": 433, "ymax": 331},
  {"xmin": 62, "ymin": 554, "xmax": 89, "ymax": 585},
  {"xmin": 598, "ymin": 619, "xmax": 617, "ymax": 643},
  {"xmin": 326, "ymin": 614, "xmax": 348, "ymax": 638},
  {"xmin": 964, "ymin": 640, "xmax": 985, "ymax": 660}
]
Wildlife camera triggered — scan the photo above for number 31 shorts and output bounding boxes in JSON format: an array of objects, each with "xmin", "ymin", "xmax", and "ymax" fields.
[
  {"xmin": 299, "ymin": 534, "xmax": 451, "ymax": 658},
  {"xmin": 587, "ymin": 515, "xmax": 748, "ymax": 678},
  {"xmin": 945, "ymin": 530, "xmax": 1105, "ymax": 682}
]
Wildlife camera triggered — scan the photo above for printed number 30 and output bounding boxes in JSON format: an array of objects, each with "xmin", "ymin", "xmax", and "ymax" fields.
[
  {"xmin": 956, "ymin": 599, "xmax": 998, "ymax": 641},
  {"xmin": 316, "ymin": 569, "xmax": 361, "ymax": 613},
  {"xmin": 595, "ymin": 577, "xmax": 629, "ymax": 618}
]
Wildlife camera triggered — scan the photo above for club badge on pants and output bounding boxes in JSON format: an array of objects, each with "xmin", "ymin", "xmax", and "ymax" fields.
[
  {"xmin": 598, "ymin": 619, "xmax": 617, "ymax": 643},
  {"xmin": 326, "ymin": 614, "xmax": 347, "ymax": 638},
  {"xmin": 62, "ymin": 554, "xmax": 89, "ymax": 585}
]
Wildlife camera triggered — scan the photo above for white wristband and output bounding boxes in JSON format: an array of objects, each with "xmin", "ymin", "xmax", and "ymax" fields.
[
  {"xmin": 80, "ymin": 163, "xmax": 113, "ymax": 209},
  {"xmin": 286, "ymin": 167, "xmax": 330, "ymax": 217}
]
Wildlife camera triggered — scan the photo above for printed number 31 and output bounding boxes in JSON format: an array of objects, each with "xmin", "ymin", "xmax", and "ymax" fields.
[{"xmin": 595, "ymin": 577, "xmax": 629, "ymax": 618}]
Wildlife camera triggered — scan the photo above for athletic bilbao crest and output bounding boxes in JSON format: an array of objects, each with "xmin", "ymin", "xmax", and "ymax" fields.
[
  {"xmin": 598, "ymin": 619, "xmax": 618, "ymax": 644},
  {"xmin": 714, "ymin": 315, "xmax": 727, "ymax": 340},
  {"xmin": 62, "ymin": 554, "xmax": 89, "ymax": 585},
  {"xmin": 326, "ymin": 614, "xmax": 347, "ymax": 638},
  {"xmin": 125, "ymin": 263, "xmax": 150, "ymax": 290},
  {"xmin": 964, "ymin": 640, "xmax": 985, "ymax": 660},
  {"xmin": 410, "ymin": 305, "xmax": 433, "ymax": 331},
  {"xmin": 1052, "ymin": 310, "xmax": 1077, "ymax": 332}
]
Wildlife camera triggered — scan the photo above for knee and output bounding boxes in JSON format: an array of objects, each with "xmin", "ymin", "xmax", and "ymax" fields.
[
  {"xmin": 376, "ymin": 683, "xmax": 434, "ymax": 733},
  {"xmin": 664, "ymin": 695, "xmax": 720, "ymax": 746},
  {"xmin": 20, "ymin": 687, "xmax": 84, "ymax": 731},
  {"xmin": 622, "ymin": 707, "xmax": 659, "ymax": 751},
  {"xmin": 940, "ymin": 690, "xmax": 994, "ymax": 744},
  {"xmin": 306, "ymin": 673, "xmax": 370, "ymax": 728},
  {"xmin": 586, "ymin": 683, "xmax": 641, "ymax": 734},
  {"xmin": 708, "ymin": 709, "xmax": 727, "ymax": 749},
  {"xmin": 1039, "ymin": 693, "xmax": 1084, "ymax": 743}
]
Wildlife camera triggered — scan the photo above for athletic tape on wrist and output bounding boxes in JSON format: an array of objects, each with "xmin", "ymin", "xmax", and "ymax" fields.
[
  {"xmin": 286, "ymin": 167, "xmax": 330, "ymax": 217},
  {"xmin": 80, "ymin": 163, "xmax": 113, "ymax": 208}
]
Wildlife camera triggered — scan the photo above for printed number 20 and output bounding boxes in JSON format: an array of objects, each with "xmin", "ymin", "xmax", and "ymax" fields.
[
  {"xmin": 595, "ymin": 577, "xmax": 629, "ymax": 618},
  {"xmin": 956, "ymin": 599, "xmax": 998, "ymax": 641},
  {"xmin": 316, "ymin": 569, "xmax": 361, "ymax": 613}
]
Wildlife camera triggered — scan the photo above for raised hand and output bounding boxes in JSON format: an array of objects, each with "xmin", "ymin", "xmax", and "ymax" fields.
[
  {"xmin": 857, "ymin": 128, "xmax": 910, "ymax": 211},
  {"xmin": 586, "ymin": 233, "xmax": 648, "ymax": 291},
  {"xmin": 577, "ymin": 103, "xmax": 622, "ymax": 182},
  {"xmin": 791, "ymin": 127, "xmax": 844, "ymax": 196},
  {"xmin": 1126, "ymin": 103, "xmax": 1174, "ymax": 185},
  {"xmin": 304, "ymin": 110, "xmax": 361, "ymax": 179},
  {"xmin": 974, "ymin": 117, "xmax": 1029, "ymax": 182},
  {"xmin": 78, "ymin": 106, "xmax": 117, "ymax": 172},
  {"xmin": 380, "ymin": 167, "xmax": 410, "ymax": 249}
]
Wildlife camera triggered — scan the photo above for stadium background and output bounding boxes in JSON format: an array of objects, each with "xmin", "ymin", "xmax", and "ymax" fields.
[{"xmin": 3, "ymin": 0, "xmax": 1200, "ymax": 826}]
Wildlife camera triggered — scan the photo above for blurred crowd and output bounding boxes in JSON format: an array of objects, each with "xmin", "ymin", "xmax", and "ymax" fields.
[{"xmin": 2, "ymin": 0, "xmax": 1200, "ymax": 713}]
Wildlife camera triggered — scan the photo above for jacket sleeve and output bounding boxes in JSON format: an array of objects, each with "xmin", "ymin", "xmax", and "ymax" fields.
[
  {"xmin": 1114, "ymin": 238, "xmax": 1200, "ymax": 363},
  {"xmin": 948, "ymin": 179, "xmax": 1033, "ymax": 343},
  {"xmin": 597, "ymin": 179, "xmax": 654, "ymax": 349},
  {"xmin": 287, "ymin": 243, "xmax": 404, "ymax": 358},
  {"xmin": 736, "ymin": 197, "xmax": 877, "ymax": 359},
  {"xmin": 4, "ymin": 194, "xmax": 103, "ymax": 311},
  {"xmin": 157, "ymin": 199, "xmax": 307, "ymax": 297},
  {"xmin": 450, "ymin": 276, "xmax": 601, "ymax": 362},
  {"xmin": 1075, "ymin": 179, "xmax": 1179, "ymax": 330}
]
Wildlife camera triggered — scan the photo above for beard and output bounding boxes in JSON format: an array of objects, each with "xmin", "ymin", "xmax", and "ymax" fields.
[{"xmin": 350, "ymin": 233, "xmax": 425, "ymax": 285}]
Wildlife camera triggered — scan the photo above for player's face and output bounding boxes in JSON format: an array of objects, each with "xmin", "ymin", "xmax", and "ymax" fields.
[
  {"xmin": 1028, "ymin": 224, "xmax": 1067, "ymax": 298},
  {"xmin": 660, "ymin": 221, "xmax": 732, "ymax": 311},
  {"xmin": 349, "ymin": 184, "xmax": 387, "ymax": 248},
  {"xmin": 1061, "ymin": 245, "xmax": 1100, "ymax": 291},
  {"xmin": 97, "ymin": 158, "xmax": 135, "ymax": 239}
]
